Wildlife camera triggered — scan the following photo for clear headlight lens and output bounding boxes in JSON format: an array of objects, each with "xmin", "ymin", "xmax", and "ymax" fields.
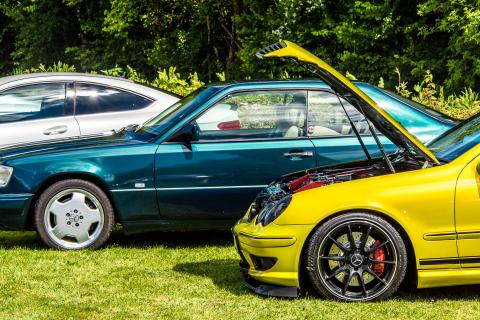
[
  {"xmin": 0, "ymin": 165, "xmax": 13, "ymax": 187},
  {"xmin": 257, "ymin": 195, "xmax": 292, "ymax": 226}
]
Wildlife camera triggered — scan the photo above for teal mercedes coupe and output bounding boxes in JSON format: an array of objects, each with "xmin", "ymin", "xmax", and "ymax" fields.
[{"xmin": 0, "ymin": 80, "xmax": 455, "ymax": 249}]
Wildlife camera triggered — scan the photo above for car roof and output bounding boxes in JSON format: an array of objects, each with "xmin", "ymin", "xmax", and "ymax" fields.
[
  {"xmin": 207, "ymin": 78, "xmax": 330, "ymax": 88},
  {"xmin": 0, "ymin": 72, "xmax": 136, "ymax": 86},
  {"xmin": 205, "ymin": 79, "xmax": 379, "ymax": 90},
  {"xmin": 0, "ymin": 72, "xmax": 179, "ymax": 101}
]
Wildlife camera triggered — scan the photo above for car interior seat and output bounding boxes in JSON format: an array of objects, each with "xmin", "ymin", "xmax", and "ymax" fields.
[{"xmin": 272, "ymin": 93, "xmax": 307, "ymax": 138}]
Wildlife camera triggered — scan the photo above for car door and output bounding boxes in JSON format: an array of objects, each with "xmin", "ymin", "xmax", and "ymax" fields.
[
  {"xmin": 73, "ymin": 82, "xmax": 155, "ymax": 135},
  {"xmin": 306, "ymin": 90, "xmax": 397, "ymax": 165},
  {"xmin": 0, "ymin": 82, "xmax": 80, "ymax": 147},
  {"xmin": 155, "ymin": 89, "xmax": 316, "ymax": 221},
  {"xmin": 454, "ymin": 155, "xmax": 480, "ymax": 266}
]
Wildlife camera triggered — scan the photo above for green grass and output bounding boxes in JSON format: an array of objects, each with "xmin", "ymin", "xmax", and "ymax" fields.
[{"xmin": 1, "ymin": 231, "xmax": 480, "ymax": 319}]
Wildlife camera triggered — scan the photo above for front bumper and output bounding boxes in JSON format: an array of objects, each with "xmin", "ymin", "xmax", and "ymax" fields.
[
  {"xmin": 0, "ymin": 193, "xmax": 33, "ymax": 230},
  {"xmin": 232, "ymin": 221, "xmax": 313, "ymax": 296}
]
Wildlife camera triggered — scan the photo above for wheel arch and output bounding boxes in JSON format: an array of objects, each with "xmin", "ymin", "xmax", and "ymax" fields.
[
  {"xmin": 298, "ymin": 208, "xmax": 417, "ymax": 293},
  {"xmin": 25, "ymin": 172, "xmax": 120, "ymax": 230}
]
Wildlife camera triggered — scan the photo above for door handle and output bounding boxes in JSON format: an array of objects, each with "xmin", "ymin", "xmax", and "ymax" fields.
[
  {"xmin": 283, "ymin": 150, "xmax": 314, "ymax": 159},
  {"xmin": 43, "ymin": 125, "xmax": 68, "ymax": 136}
]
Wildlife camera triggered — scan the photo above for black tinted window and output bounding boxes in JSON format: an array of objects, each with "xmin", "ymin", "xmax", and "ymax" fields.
[
  {"xmin": 75, "ymin": 83, "xmax": 152, "ymax": 115},
  {"xmin": 0, "ymin": 83, "xmax": 65, "ymax": 123}
]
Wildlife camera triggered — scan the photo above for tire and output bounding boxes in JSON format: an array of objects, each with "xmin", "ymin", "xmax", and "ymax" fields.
[
  {"xmin": 35, "ymin": 179, "xmax": 115, "ymax": 250},
  {"xmin": 305, "ymin": 213, "xmax": 407, "ymax": 302}
]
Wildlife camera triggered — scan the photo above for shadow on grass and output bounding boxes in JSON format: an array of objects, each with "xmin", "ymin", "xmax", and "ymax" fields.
[
  {"xmin": 395, "ymin": 285, "xmax": 480, "ymax": 302},
  {"xmin": 108, "ymin": 230, "xmax": 233, "ymax": 249},
  {"xmin": 174, "ymin": 258, "xmax": 250, "ymax": 296},
  {"xmin": 302, "ymin": 283, "xmax": 480, "ymax": 302},
  {"xmin": 0, "ymin": 229, "xmax": 233, "ymax": 250},
  {"xmin": 0, "ymin": 231, "xmax": 44, "ymax": 249},
  {"xmin": 175, "ymin": 258, "xmax": 480, "ymax": 301},
  {"xmin": 3, "ymin": 231, "xmax": 480, "ymax": 302}
]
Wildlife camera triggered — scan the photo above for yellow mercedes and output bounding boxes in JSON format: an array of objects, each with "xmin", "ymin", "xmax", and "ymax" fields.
[{"xmin": 233, "ymin": 40, "xmax": 480, "ymax": 302}]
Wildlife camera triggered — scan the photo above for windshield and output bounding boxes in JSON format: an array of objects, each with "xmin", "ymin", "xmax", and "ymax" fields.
[
  {"xmin": 428, "ymin": 114, "xmax": 480, "ymax": 162},
  {"xmin": 135, "ymin": 87, "xmax": 213, "ymax": 140}
]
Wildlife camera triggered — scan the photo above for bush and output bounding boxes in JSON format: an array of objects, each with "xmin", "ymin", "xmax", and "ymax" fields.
[
  {"xmin": 12, "ymin": 61, "xmax": 76, "ymax": 74},
  {"xmin": 396, "ymin": 70, "xmax": 480, "ymax": 120},
  {"xmin": 12, "ymin": 62, "xmax": 204, "ymax": 97},
  {"xmin": 10, "ymin": 62, "xmax": 480, "ymax": 120}
]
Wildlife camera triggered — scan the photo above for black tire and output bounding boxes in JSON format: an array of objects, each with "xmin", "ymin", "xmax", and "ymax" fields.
[
  {"xmin": 34, "ymin": 179, "xmax": 115, "ymax": 250},
  {"xmin": 305, "ymin": 213, "xmax": 407, "ymax": 302}
]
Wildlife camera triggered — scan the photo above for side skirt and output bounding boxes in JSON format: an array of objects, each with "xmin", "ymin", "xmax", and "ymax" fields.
[{"xmin": 418, "ymin": 268, "xmax": 480, "ymax": 289}]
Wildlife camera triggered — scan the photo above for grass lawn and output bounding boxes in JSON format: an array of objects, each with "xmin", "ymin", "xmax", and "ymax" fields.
[{"xmin": 1, "ymin": 230, "xmax": 480, "ymax": 319}]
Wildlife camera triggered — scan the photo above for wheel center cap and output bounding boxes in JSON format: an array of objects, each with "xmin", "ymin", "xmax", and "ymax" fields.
[
  {"xmin": 68, "ymin": 214, "xmax": 80, "ymax": 223},
  {"xmin": 350, "ymin": 253, "xmax": 364, "ymax": 267}
]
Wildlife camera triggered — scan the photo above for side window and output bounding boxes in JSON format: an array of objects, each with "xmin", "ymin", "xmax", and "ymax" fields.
[
  {"xmin": 194, "ymin": 90, "xmax": 307, "ymax": 141},
  {"xmin": 75, "ymin": 83, "xmax": 152, "ymax": 115},
  {"xmin": 307, "ymin": 91, "xmax": 370, "ymax": 137},
  {"xmin": 0, "ymin": 83, "xmax": 66, "ymax": 124}
]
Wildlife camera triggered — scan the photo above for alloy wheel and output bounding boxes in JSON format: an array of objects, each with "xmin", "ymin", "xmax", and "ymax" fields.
[
  {"xmin": 316, "ymin": 220, "xmax": 398, "ymax": 301},
  {"xmin": 43, "ymin": 188, "xmax": 105, "ymax": 249}
]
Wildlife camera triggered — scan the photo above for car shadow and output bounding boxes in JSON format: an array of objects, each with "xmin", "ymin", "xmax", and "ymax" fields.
[
  {"xmin": 175, "ymin": 258, "xmax": 480, "ymax": 300},
  {"xmin": 0, "ymin": 231, "xmax": 45, "ymax": 249},
  {"xmin": 2, "ymin": 231, "xmax": 480, "ymax": 301},
  {"xmin": 107, "ymin": 230, "xmax": 233, "ymax": 249},
  {"xmin": 173, "ymin": 259, "xmax": 250, "ymax": 296},
  {"xmin": 0, "ymin": 229, "xmax": 234, "ymax": 250},
  {"xmin": 395, "ymin": 285, "xmax": 480, "ymax": 302}
]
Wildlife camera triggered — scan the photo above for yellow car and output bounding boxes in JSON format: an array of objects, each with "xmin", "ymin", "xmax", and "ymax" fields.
[{"xmin": 233, "ymin": 40, "xmax": 480, "ymax": 302}]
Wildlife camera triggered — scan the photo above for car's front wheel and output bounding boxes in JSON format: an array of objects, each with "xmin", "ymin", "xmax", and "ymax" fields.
[
  {"xmin": 305, "ymin": 213, "xmax": 407, "ymax": 302},
  {"xmin": 35, "ymin": 179, "xmax": 115, "ymax": 250}
]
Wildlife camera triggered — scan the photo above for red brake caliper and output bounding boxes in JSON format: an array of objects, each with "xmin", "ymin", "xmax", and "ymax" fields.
[{"xmin": 372, "ymin": 240, "xmax": 385, "ymax": 276}]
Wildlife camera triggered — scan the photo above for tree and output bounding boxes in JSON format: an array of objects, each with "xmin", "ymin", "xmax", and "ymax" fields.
[{"xmin": 415, "ymin": 0, "xmax": 480, "ymax": 92}]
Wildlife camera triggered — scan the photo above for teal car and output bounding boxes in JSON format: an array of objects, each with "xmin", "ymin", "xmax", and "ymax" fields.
[{"xmin": 0, "ymin": 80, "xmax": 455, "ymax": 249}]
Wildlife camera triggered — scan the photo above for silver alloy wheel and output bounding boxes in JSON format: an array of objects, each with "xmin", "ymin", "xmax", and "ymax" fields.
[{"xmin": 44, "ymin": 188, "xmax": 105, "ymax": 249}]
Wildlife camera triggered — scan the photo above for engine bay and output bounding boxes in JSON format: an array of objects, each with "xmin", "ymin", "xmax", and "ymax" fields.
[
  {"xmin": 286, "ymin": 151, "xmax": 429, "ymax": 194},
  {"xmin": 247, "ymin": 151, "xmax": 431, "ymax": 222}
]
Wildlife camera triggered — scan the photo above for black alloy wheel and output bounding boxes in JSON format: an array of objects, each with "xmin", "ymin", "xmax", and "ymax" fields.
[{"xmin": 305, "ymin": 213, "xmax": 407, "ymax": 302}]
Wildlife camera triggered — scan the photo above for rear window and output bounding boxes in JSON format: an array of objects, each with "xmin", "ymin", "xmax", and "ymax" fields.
[
  {"xmin": 75, "ymin": 83, "xmax": 152, "ymax": 115},
  {"xmin": 378, "ymin": 88, "xmax": 456, "ymax": 124}
]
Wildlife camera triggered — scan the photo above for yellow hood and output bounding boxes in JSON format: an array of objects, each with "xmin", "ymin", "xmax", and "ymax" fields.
[{"xmin": 257, "ymin": 40, "xmax": 439, "ymax": 164}]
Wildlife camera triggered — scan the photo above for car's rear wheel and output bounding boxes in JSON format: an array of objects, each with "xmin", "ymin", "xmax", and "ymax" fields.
[
  {"xmin": 305, "ymin": 213, "xmax": 407, "ymax": 302},
  {"xmin": 35, "ymin": 179, "xmax": 115, "ymax": 250}
]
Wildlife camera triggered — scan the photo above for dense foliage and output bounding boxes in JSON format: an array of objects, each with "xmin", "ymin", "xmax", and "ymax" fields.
[{"xmin": 0, "ymin": 0, "xmax": 479, "ymax": 117}]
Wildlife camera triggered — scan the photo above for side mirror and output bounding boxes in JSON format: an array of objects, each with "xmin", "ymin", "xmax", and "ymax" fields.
[{"xmin": 181, "ymin": 123, "xmax": 200, "ymax": 143}]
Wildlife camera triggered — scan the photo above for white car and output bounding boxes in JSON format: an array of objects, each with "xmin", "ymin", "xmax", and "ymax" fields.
[{"xmin": 0, "ymin": 73, "xmax": 181, "ymax": 147}]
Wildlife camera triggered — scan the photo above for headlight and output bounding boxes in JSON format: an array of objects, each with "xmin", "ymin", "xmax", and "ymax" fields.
[
  {"xmin": 0, "ymin": 165, "xmax": 13, "ymax": 187},
  {"xmin": 257, "ymin": 195, "xmax": 292, "ymax": 226}
]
